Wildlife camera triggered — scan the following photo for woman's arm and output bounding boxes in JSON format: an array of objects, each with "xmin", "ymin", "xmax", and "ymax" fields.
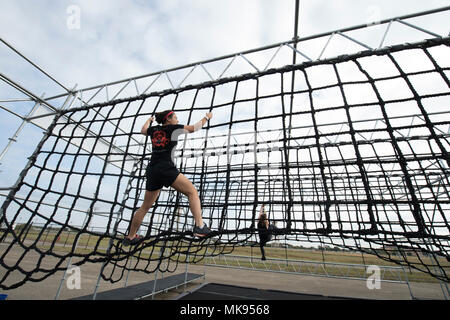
[
  {"xmin": 258, "ymin": 204, "xmax": 265, "ymax": 219},
  {"xmin": 184, "ymin": 112, "xmax": 212, "ymax": 133},
  {"xmin": 259, "ymin": 205, "xmax": 269, "ymax": 228},
  {"xmin": 141, "ymin": 116, "xmax": 154, "ymax": 135}
]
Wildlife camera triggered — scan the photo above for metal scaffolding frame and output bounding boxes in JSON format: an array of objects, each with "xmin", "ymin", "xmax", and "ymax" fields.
[
  {"xmin": 204, "ymin": 253, "xmax": 417, "ymax": 299},
  {"xmin": 2, "ymin": 6, "xmax": 449, "ymax": 119},
  {"xmin": 1, "ymin": 6, "xmax": 449, "ymax": 174},
  {"xmin": 41, "ymin": 5, "xmax": 450, "ymax": 107}
]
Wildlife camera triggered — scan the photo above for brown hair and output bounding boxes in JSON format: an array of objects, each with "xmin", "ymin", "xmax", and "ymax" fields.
[
  {"xmin": 258, "ymin": 213, "xmax": 267, "ymax": 226},
  {"xmin": 155, "ymin": 110, "xmax": 174, "ymax": 124}
]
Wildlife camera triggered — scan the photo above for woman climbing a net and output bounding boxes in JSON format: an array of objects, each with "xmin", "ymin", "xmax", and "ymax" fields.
[
  {"xmin": 122, "ymin": 110, "xmax": 213, "ymax": 246},
  {"xmin": 257, "ymin": 204, "xmax": 278, "ymax": 260}
]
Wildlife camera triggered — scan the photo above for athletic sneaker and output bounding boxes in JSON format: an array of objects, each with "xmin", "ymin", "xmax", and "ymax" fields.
[
  {"xmin": 193, "ymin": 223, "xmax": 212, "ymax": 237},
  {"xmin": 121, "ymin": 234, "xmax": 143, "ymax": 246}
]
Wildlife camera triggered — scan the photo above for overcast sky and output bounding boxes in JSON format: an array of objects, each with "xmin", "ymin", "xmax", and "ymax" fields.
[
  {"xmin": 0, "ymin": 1, "xmax": 449, "ymax": 235},
  {"xmin": 1, "ymin": 0, "xmax": 448, "ymax": 97}
]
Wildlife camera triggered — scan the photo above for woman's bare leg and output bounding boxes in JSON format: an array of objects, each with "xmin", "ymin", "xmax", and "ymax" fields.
[
  {"xmin": 127, "ymin": 189, "xmax": 160, "ymax": 239},
  {"xmin": 259, "ymin": 242, "xmax": 266, "ymax": 260},
  {"xmin": 171, "ymin": 174, "xmax": 203, "ymax": 227}
]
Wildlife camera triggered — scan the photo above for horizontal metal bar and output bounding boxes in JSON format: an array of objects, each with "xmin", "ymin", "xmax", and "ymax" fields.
[
  {"xmin": 205, "ymin": 264, "xmax": 408, "ymax": 284},
  {"xmin": 0, "ymin": 104, "xmax": 26, "ymax": 120},
  {"xmin": 0, "ymin": 37, "xmax": 71, "ymax": 93},
  {"xmin": 137, "ymin": 274, "xmax": 203, "ymax": 300},
  {"xmin": 26, "ymin": 111, "xmax": 60, "ymax": 121},
  {"xmin": 0, "ymin": 192, "xmax": 118, "ymax": 217},
  {"xmin": 0, "ymin": 98, "xmax": 33, "ymax": 103},
  {"xmin": 210, "ymin": 254, "xmax": 405, "ymax": 269},
  {"xmin": 0, "ymin": 103, "xmax": 64, "ymax": 123},
  {"xmin": 204, "ymin": 255, "xmax": 410, "ymax": 284},
  {"xmin": 0, "ymin": 100, "xmax": 141, "ymax": 174},
  {"xmin": 0, "ymin": 72, "xmax": 58, "ymax": 111}
]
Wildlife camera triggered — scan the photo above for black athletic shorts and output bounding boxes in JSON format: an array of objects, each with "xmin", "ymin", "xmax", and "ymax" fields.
[{"xmin": 145, "ymin": 161, "xmax": 180, "ymax": 191}]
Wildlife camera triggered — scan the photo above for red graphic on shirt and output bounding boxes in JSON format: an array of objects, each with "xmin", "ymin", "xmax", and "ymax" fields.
[{"xmin": 152, "ymin": 130, "xmax": 170, "ymax": 147}]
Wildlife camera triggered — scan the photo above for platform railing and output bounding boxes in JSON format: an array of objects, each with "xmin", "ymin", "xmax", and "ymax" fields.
[{"xmin": 204, "ymin": 253, "xmax": 416, "ymax": 299}]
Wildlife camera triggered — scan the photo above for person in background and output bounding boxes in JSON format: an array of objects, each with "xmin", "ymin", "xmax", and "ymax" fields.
[{"xmin": 257, "ymin": 204, "xmax": 277, "ymax": 260}]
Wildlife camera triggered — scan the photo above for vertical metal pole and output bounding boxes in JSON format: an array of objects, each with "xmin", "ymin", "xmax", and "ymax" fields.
[
  {"xmin": 124, "ymin": 257, "xmax": 133, "ymax": 287},
  {"xmin": 92, "ymin": 212, "xmax": 119, "ymax": 300},
  {"xmin": 151, "ymin": 268, "xmax": 159, "ymax": 300},
  {"xmin": 288, "ymin": 0, "xmax": 301, "ymax": 131},
  {"xmin": 160, "ymin": 245, "xmax": 165, "ymax": 281},
  {"xmin": 286, "ymin": 0, "xmax": 301, "ymax": 230},
  {"xmin": 0, "ymin": 94, "xmax": 45, "ymax": 165},
  {"xmin": 203, "ymin": 253, "xmax": 207, "ymax": 282},
  {"xmin": 184, "ymin": 257, "xmax": 188, "ymax": 292},
  {"xmin": 423, "ymin": 239, "xmax": 449, "ymax": 300},
  {"xmin": 433, "ymin": 265, "xmax": 449, "ymax": 300},
  {"xmin": 55, "ymin": 212, "xmax": 90, "ymax": 300},
  {"xmin": 285, "ymin": 236, "xmax": 289, "ymax": 267},
  {"xmin": 151, "ymin": 246, "xmax": 165, "ymax": 299},
  {"xmin": 0, "ymin": 112, "xmax": 60, "ymax": 242},
  {"xmin": 0, "ymin": 85, "xmax": 76, "ymax": 168},
  {"xmin": 401, "ymin": 266, "xmax": 414, "ymax": 300},
  {"xmin": 288, "ymin": 0, "xmax": 300, "ymax": 142},
  {"xmin": 92, "ymin": 160, "xmax": 140, "ymax": 300}
]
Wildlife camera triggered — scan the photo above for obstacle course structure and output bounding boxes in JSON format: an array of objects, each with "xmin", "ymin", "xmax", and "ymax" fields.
[{"xmin": 0, "ymin": 6, "xmax": 449, "ymax": 291}]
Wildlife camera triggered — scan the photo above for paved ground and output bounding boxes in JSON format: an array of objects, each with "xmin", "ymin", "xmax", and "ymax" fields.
[{"xmin": 0, "ymin": 244, "xmax": 447, "ymax": 300}]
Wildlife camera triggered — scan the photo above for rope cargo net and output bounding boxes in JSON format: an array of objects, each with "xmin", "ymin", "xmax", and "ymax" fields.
[{"xmin": 0, "ymin": 37, "xmax": 449, "ymax": 289}]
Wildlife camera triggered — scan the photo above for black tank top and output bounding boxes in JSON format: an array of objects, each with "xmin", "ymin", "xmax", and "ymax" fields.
[
  {"xmin": 258, "ymin": 220, "xmax": 269, "ymax": 241},
  {"xmin": 147, "ymin": 124, "xmax": 184, "ymax": 164}
]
